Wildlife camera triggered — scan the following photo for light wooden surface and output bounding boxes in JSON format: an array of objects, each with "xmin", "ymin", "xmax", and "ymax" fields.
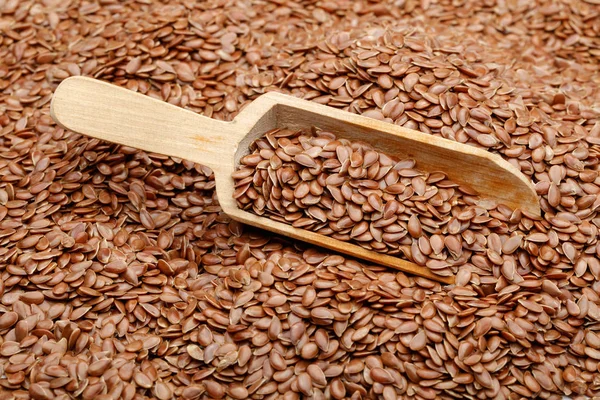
[
  {"xmin": 50, "ymin": 76, "xmax": 245, "ymax": 170},
  {"xmin": 51, "ymin": 77, "xmax": 542, "ymax": 284}
]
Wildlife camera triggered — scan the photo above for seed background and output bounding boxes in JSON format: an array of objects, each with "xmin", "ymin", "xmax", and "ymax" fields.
[{"xmin": 0, "ymin": 0, "xmax": 599, "ymax": 399}]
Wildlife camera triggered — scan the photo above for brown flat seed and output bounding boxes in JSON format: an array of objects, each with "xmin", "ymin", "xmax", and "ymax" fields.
[
  {"xmin": 1, "ymin": 341, "xmax": 21, "ymax": 357},
  {"xmin": 297, "ymin": 373, "xmax": 313, "ymax": 396},
  {"xmin": 264, "ymin": 294, "xmax": 287, "ymax": 307},
  {"xmin": 125, "ymin": 57, "xmax": 142, "ymax": 74},
  {"xmin": 371, "ymin": 368, "xmax": 394, "ymax": 384},
  {"xmin": 228, "ymin": 385, "xmax": 249, "ymax": 399},
  {"xmin": 88, "ymin": 359, "xmax": 111, "ymax": 376},
  {"xmin": 133, "ymin": 371, "xmax": 153, "ymax": 389},
  {"xmin": 0, "ymin": 312, "xmax": 19, "ymax": 329},
  {"xmin": 205, "ymin": 381, "xmax": 225, "ymax": 399},
  {"xmin": 311, "ymin": 307, "xmax": 334, "ymax": 320},
  {"xmin": 307, "ymin": 364, "xmax": 327, "ymax": 386},
  {"xmin": 502, "ymin": 235, "xmax": 522, "ymax": 254},
  {"xmin": 30, "ymin": 383, "xmax": 53, "ymax": 400},
  {"xmin": 408, "ymin": 215, "xmax": 423, "ymax": 238},
  {"xmin": 20, "ymin": 292, "xmax": 44, "ymax": 305},
  {"xmin": 154, "ymin": 382, "xmax": 173, "ymax": 400},
  {"xmin": 584, "ymin": 347, "xmax": 600, "ymax": 360}
]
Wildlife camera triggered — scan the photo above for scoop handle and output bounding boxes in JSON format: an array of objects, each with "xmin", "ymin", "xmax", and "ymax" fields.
[{"xmin": 50, "ymin": 76, "xmax": 238, "ymax": 170}]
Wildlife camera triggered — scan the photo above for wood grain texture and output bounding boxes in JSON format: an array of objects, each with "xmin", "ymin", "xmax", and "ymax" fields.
[
  {"xmin": 50, "ymin": 76, "xmax": 244, "ymax": 170},
  {"xmin": 51, "ymin": 77, "xmax": 542, "ymax": 284}
]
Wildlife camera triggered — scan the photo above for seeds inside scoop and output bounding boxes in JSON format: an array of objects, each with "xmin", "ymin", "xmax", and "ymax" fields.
[{"xmin": 233, "ymin": 127, "xmax": 515, "ymax": 277}]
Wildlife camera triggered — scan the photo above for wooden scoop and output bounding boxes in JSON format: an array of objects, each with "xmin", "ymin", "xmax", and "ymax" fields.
[{"xmin": 51, "ymin": 76, "xmax": 540, "ymax": 284}]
